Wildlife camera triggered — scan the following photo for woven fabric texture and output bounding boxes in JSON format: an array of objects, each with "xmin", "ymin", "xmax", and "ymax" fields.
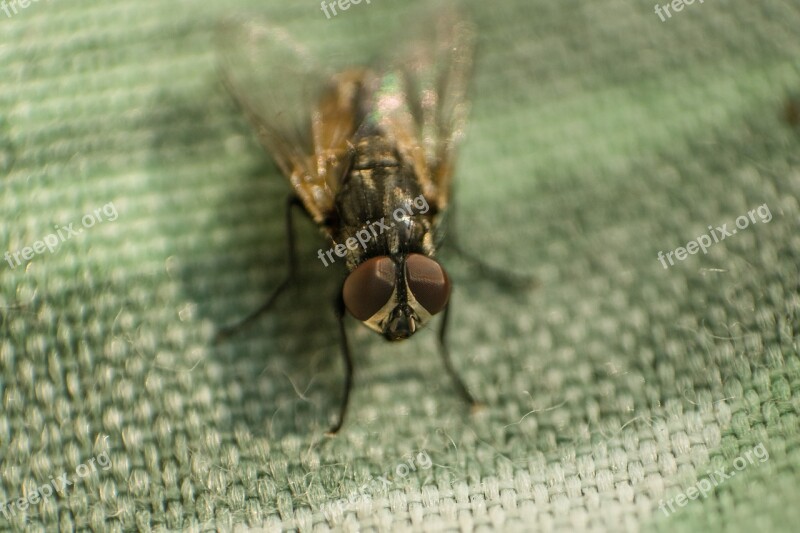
[{"xmin": 1, "ymin": 0, "xmax": 800, "ymax": 531}]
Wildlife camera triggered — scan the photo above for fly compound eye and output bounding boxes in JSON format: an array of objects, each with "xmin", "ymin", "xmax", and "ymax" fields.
[
  {"xmin": 343, "ymin": 256, "xmax": 397, "ymax": 321},
  {"xmin": 405, "ymin": 254, "xmax": 451, "ymax": 315}
]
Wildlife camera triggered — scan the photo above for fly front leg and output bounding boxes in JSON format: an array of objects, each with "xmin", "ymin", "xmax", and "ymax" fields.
[
  {"xmin": 440, "ymin": 202, "xmax": 538, "ymax": 290},
  {"xmin": 326, "ymin": 293, "xmax": 354, "ymax": 435},
  {"xmin": 438, "ymin": 297, "xmax": 481, "ymax": 410},
  {"xmin": 214, "ymin": 195, "xmax": 305, "ymax": 342}
]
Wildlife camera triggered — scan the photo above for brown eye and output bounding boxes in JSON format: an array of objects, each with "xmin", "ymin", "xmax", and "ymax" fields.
[
  {"xmin": 343, "ymin": 256, "xmax": 396, "ymax": 321},
  {"xmin": 405, "ymin": 254, "xmax": 450, "ymax": 315}
]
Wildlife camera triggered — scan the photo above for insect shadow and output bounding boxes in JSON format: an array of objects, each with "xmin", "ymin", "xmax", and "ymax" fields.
[
  {"xmin": 785, "ymin": 92, "xmax": 800, "ymax": 128},
  {"xmin": 143, "ymin": 88, "xmax": 345, "ymax": 435},
  {"xmin": 0, "ymin": 117, "xmax": 17, "ymax": 178}
]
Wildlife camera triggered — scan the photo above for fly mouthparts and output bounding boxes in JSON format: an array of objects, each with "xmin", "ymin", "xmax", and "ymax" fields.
[{"xmin": 384, "ymin": 310, "xmax": 417, "ymax": 341}]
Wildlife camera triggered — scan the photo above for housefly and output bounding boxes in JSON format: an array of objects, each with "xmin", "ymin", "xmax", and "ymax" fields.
[{"xmin": 215, "ymin": 6, "xmax": 482, "ymax": 433}]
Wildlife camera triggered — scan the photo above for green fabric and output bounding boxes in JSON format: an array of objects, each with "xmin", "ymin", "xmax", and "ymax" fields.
[{"xmin": 2, "ymin": 0, "xmax": 800, "ymax": 531}]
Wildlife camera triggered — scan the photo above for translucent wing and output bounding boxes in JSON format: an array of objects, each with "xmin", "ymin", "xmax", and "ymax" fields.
[
  {"xmin": 377, "ymin": 6, "xmax": 476, "ymax": 211},
  {"xmin": 216, "ymin": 7, "xmax": 475, "ymax": 221},
  {"xmin": 216, "ymin": 16, "xmax": 361, "ymax": 225}
]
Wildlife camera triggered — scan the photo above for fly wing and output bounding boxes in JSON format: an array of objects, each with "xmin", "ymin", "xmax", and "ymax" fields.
[
  {"xmin": 378, "ymin": 6, "xmax": 476, "ymax": 212},
  {"xmin": 216, "ymin": 16, "xmax": 363, "ymax": 225}
]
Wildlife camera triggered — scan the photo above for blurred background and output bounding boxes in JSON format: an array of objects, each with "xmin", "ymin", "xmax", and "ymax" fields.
[{"xmin": 1, "ymin": 0, "xmax": 799, "ymax": 530}]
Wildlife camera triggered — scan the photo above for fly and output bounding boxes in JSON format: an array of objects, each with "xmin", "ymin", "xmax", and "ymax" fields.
[{"xmin": 215, "ymin": 6, "xmax": 501, "ymax": 434}]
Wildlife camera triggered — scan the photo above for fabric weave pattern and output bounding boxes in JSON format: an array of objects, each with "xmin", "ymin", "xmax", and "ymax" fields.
[{"xmin": 1, "ymin": 0, "xmax": 799, "ymax": 531}]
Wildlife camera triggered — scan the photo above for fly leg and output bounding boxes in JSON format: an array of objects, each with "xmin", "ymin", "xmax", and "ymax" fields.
[
  {"xmin": 441, "ymin": 203, "xmax": 538, "ymax": 290},
  {"xmin": 326, "ymin": 293, "xmax": 354, "ymax": 435},
  {"xmin": 449, "ymin": 239, "xmax": 537, "ymax": 289},
  {"xmin": 214, "ymin": 195, "xmax": 305, "ymax": 342},
  {"xmin": 438, "ymin": 298, "xmax": 482, "ymax": 410}
]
